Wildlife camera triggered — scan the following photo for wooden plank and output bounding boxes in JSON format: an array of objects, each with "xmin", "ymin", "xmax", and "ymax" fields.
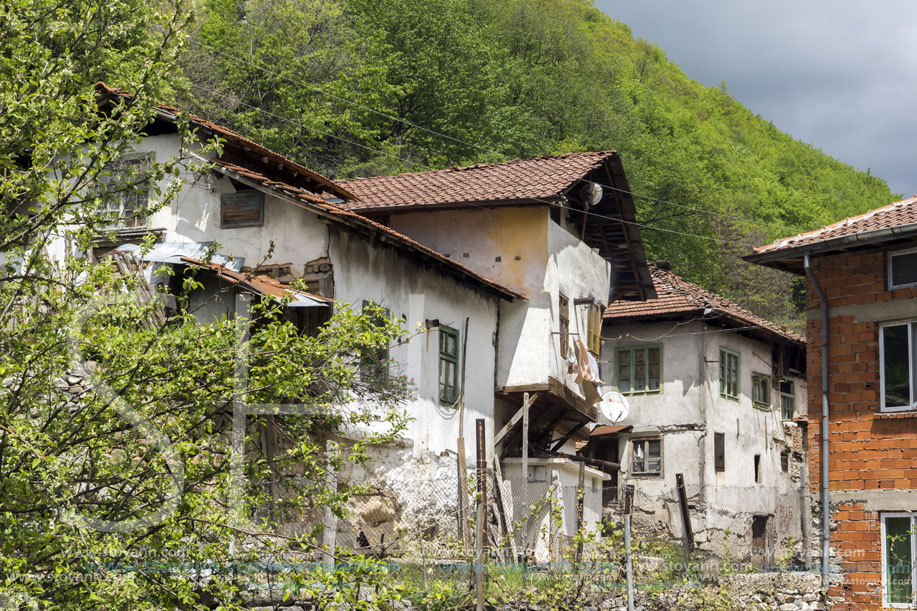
[
  {"xmin": 493, "ymin": 392, "xmax": 538, "ymax": 446},
  {"xmin": 521, "ymin": 392, "xmax": 530, "ymax": 481}
]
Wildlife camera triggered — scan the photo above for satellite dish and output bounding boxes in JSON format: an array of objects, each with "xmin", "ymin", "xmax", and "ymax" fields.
[
  {"xmin": 599, "ymin": 391, "xmax": 630, "ymax": 424},
  {"xmin": 579, "ymin": 182, "xmax": 603, "ymax": 207}
]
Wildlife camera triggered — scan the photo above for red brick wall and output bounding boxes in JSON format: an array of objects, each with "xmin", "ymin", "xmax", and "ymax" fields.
[{"xmin": 806, "ymin": 247, "xmax": 917, "ymax": 609}]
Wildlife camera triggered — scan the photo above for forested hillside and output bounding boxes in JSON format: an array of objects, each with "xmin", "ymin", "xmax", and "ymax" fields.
[{"xmin": 179, "ymin": 0, "xmax": 895, "ymax": 328}]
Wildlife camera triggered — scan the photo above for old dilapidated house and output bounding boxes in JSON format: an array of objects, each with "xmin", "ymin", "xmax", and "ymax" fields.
[
  {"xmin": 55, "ymin": 84, "xmax": 661, "ymax": 558},
  {"xmin": 593, "ymin": 262, "xmax": 809, "ymax": 567}
]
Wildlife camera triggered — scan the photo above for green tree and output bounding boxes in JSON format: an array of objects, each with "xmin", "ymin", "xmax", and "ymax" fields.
[{"xmin": 0, "ymin": 1, "xmax": 412, "ymax": 608}]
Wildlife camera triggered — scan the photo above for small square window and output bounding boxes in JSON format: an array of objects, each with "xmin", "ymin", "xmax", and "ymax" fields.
[
  {"xmin": 632, "ymin": 438, "xmax": 661, "ymax": 475},
  {"xmin": 221, "ymin": 191, "xmax": 265, "ymax": 228},
  {"xmin": 616, "ymin": 345, "xmax": 662, "ymax": 396},
  {"xmin": 889, "ymin": 248, "xmax": 917, "ymax": 289}
]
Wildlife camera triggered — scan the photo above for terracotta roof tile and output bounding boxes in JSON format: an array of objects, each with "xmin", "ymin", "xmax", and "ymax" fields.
[
  {"xmin": 604, "ymin": 264, "xmax": 803, "ymax": 345},
  {"xmin": 753, "ymin": 195, "xmax": 917, "ymax": 256},
  {"xmin": 208, "ymin": 160, "xmax": 524, "ymax": 301},
  {"xmin": 337, "ymin": 152, "xmax": 617, "ymax": 210}
]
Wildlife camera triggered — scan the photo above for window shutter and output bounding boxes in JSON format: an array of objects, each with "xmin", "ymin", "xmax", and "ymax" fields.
[{"xmin": 221, "ymin": 191, "xmax": 264, "ymax": 228}]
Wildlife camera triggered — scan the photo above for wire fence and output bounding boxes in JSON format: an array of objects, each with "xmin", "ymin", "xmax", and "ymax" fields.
[{"xmin": 330, "ymin": 463, "xmax": 810, "ymax": 577}]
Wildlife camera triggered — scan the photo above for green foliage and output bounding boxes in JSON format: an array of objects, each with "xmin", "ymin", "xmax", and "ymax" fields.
[{"xmin": 184, "ymin": 0, "xmax": 895, "ymax": 328}]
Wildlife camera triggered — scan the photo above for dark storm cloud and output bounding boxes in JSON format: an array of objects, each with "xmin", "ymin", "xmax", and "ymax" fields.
[{"xmin": 596, "ymin": 0, "xmax": 917, "ymax": 197}]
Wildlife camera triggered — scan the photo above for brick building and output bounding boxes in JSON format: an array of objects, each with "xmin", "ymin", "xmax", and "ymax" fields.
[{"xmin": 747, "ymin": 196, "xmax": 917, "ymax": 609}]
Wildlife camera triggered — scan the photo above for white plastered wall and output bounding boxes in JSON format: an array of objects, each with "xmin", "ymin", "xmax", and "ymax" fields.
[{"xmin": 329, "ymin": 227, "xmax": 500, "ymax": 467}]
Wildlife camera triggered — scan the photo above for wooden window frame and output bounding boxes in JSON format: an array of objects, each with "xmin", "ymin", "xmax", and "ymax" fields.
[
  {"xmin": 631, "ymin": 437, "xmax": 662, "ymax": 476},
  {"xmin": 100, "ymin": 152, "xmax": 154, "ymax": 231},
  {"xmin": 719, "ymin": 348, "xmax": 740, "ymax": 400},
  {"xmin": 558, "ymin": 293, "xmax": 569, "ymax": 358},
  {"xmin": 779, "ymin": 379, "xmax": 796, "ymax": 420},
  {"xmin": 220, "ymin": 190, "xmax": 265, "ymax": 228},
  {"xmin": 615, "ymin": 345, "xmax": 663, "ymax": 396},
  {"xmin": 752, "ymin": 373, "xmax": 771, "ymax": 409},
  {"xmin": 439, "ymin": 324, "xmax": 460, "ymax": 406},
  {"xmin": 360, "ymin": 300, "xmax": 390, "ymax": 384},
  {"xmin": 714, "ymin": 432, "xmax": 725, "ymax": 472},
  {"xmin": 881, "ymin": 512, "xmax": 917, "ymax": 608},
  {"xmin": 587, "ymin": 302, "xmax": 604, "ymax": 355}
]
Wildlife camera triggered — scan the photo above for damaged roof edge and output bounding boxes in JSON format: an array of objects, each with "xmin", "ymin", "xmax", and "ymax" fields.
[
  {"xmin": 210, "ymin": 162, "xmax": 525, "ymax": 303},
  {"xmin": 605, "ymin": 155, "xmax": 656, "ymax": 302},
  {"xmin": 94, "ymin": 82, "xmax": 355, "ymax": 202}
]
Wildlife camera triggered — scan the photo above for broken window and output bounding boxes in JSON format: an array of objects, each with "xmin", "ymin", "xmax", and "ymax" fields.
[
  {"xmin": 781, "ymin": 451, "xmax": 789, "ymax": 473},
  {"xmin": 615, "ymin": 346, "xmax": 662, "ymax": 395},
  {"xmin": 439, "ymin": 325, "xmax": 460, "ymax": 406},
  {"xmin": 587, "ymin": 302, "xmax": 604, "ymax": 354},
  {"xmin": 780, "ymin": 379, "xmax": 796, "ymax": 419},
  {"xmin": 754, "ymin": 454, "xmax": 761, "ymax": 483},
  {"xmin": 360, "ymin": 301, "xmax": 390, "ymax": 384},
  {"xmin": 881, "ymin": 321, "xmax": 917, "ymax": 412},
  {"xmin": 221, "ymin": 190, "xmax": 264, "ymax": 228},
  {"xmin": 882, "ymin": 513, "xmax": 917, "ymax": 606},
  {"xmin": 99, "ymin": 154, "xmax": 153, "ymax": 230},
  {"xmin": 719, "ymin": 348, "xmax": 740, "ymax": 399},
  {"xmin": 889, "ymin": 248, "xmax": 917, "ymax": 289},
  {"xmin": 714, "ymin": 432, "xmax": 725, "ymax": 472},
  {"xmin": 558, "ymin": 293, "xmax": 569, "ymax": 358},
  {"xmin": 752, "ymin": 374, "xmax": 770, "ymax": 408},
  {"xmin": 631, "ymin": 438, "xmax": 661, "ymax": 475}
]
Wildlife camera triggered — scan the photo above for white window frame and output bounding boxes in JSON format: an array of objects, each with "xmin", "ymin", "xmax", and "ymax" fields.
[
  {"xmin": 880, "ymin": 321, "xmax": 917, "ymax": 412},
  {"xmin": 889, "ymin": 247, "xmax": 917, "ymax": 290},
  {"xmin": 100, "ymin": 152, "xmax": 154, "ymax": 231},
  {"xmin": 881, "ymin": 512, "xmax": 917, "ymax": 608}
]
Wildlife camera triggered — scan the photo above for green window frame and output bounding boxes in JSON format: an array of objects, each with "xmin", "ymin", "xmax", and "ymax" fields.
[
  {"xmin": 752, "ymin": 373, "xmax": 770, "ymax": 408},
  {"xmin": 779, "ymin": 379, "xmax": 796, "ymax": 420},
  {"xmin": 360, "ymin": 300, "xmax": 390, "ymax": 384},
  {"xmin": 719, "ymin": 348, "xmax": 740, "ymax": 400},
  {"xmin": 615, "ymin": 345, "xmax": 662, "ymax": 396},
  {"xmin": 439, "ymin": 325, "xmax": 460, "ymax": 406}
]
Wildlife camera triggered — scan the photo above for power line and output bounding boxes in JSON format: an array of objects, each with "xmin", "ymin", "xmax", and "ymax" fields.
[
  {"xmin": 189, "ymin": 83, "xmax": 765, "ymax": 249},
  {"xmin": 188, "ymin": 39, "xmax": 801, "ymax": 235}
]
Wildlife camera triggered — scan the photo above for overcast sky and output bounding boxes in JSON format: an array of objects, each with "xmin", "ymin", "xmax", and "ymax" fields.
[{"xmin": 595, "ymin": 1, "xmax": 917, "ymax": 197}]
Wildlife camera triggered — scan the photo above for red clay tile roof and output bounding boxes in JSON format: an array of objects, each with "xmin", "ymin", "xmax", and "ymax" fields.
[
  {"xmin": 751, "ymin": 195, "xmax": 917, "ymax": 258},
  {"xmin": 181, "ymin": 256, "xmax": 333, "ymax": 305},
  {"xmin": 337, "ymin": 152, "xmax": 617, "ymax": 210},
  {"xmin": 93, "ymin": 83, "xmax": 521, "ymax": 301},
  {"xmin": 208, "ymin": 159, "xmax": 524, "ymax": 302},
  {"xmin": 604, "ymin": 264, "xmax": 803, "ymax": 345}
]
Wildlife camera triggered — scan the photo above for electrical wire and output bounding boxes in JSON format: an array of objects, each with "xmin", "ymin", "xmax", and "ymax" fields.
[
  {"xmin": 188, "ymin": 39, "xmax": 803, "ymax": 235},
  {"xmin": 188, "ymin": 83, "xmax": 766, "ymax": 249}
]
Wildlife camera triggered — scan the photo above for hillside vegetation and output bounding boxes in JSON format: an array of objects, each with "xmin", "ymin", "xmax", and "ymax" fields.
[{"xmin": 180, "ymin": 0, "xmax": 895, "ymax": 328}]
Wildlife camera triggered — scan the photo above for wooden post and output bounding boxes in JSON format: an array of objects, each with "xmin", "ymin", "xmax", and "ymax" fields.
[
  {"xmin": 575, "ymin": 460, "xmax": 586, "ymax": 565},
  {"xmin": 521, "ymin": 392, "xmax": 530, "ymax": 480},
  {"xmin": 624, "ymin": 484, "xmax": 635, "ymax": 611},
  {"xmin": 322, "ymin": 440, "xmax": 339, "ymax": 571},
  {"xmin": 475, "ymin": 419, "xmax": 486, "ymax": 611},
  {"xmin": 675, "ymin": 473, "xmax": 695, "ymax": 559},
  {"xmin": 457, "ymin": 318, "xmax": 471, "ymax": 549}
]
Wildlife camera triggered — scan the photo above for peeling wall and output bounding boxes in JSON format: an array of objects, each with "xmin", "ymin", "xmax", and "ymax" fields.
[{"xmin": 328, "ymin": 227, "xmax": 500, "ymax": 466}]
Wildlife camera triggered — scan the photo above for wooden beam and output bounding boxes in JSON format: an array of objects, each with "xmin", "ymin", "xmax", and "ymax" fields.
[
  {"xmin": 494, "ymin": 393, "xmax": 538, "ymax": 446},
  {"xmin": 521, "ymin": 392, "xmax": 530, "ymax": 480},
  {"xmin": 550, "ymin": 421, "xmax": 588, "ymax": 452}
]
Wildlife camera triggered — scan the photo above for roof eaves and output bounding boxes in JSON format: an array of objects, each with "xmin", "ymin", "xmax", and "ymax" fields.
[
  {"xmin": 746, "ymin": 222, "xmax": 917, "ymax": 265},
  {"xmin": 209, "ymin": 162, "xmax": 524, "ymax": 302}
]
